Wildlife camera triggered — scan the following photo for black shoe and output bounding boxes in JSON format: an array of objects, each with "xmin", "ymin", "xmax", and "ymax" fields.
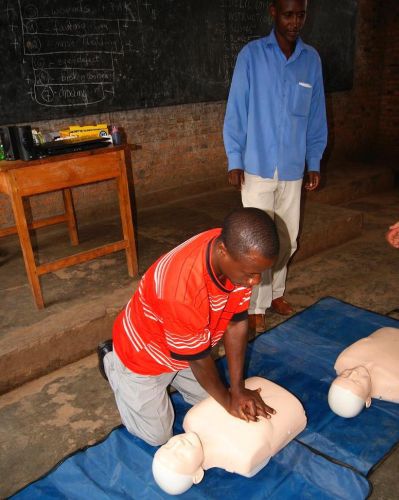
[{"xmin": 97, "ymin": 339, "xmax": 113, "ymax": 381}]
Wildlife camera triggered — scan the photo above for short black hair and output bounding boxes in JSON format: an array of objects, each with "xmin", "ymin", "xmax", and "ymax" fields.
[{"xmin": 220, "ymin": 207, "xmax": 279, "ymax": 260}]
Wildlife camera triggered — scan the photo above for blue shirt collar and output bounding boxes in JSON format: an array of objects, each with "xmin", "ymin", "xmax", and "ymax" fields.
[{"xmin": 265, "ymin": 29, "xmax": 306, "ymax": 61}]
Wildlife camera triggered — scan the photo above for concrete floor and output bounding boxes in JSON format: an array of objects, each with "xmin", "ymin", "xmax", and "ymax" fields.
[{"xmin": 0, "ymin": 179, "xmax": 398, "ymax": 498}]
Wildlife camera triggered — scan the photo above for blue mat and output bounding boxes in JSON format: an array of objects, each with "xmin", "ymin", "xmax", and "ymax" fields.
[
  {"xmin": 12, "ymin": 297, "xmax": 399, "ymax": 499},
  {"xmin": 232, "ymin": 297, "xmax": 399, "ymax": 475},
  {"xmin": 13, "ymin": 425, "xmax": 369, "ymax": 500}
]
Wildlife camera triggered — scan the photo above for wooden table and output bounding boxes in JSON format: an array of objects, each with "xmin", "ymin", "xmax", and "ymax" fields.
[{"xmin": 0, "ymin": 145, "xmax": 138, "ymax": 309}]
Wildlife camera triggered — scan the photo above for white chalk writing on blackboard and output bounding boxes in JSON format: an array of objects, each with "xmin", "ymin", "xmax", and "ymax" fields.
[{"xmin": 16, "ymin": 0, "xmax": 144, "ymax": 107}]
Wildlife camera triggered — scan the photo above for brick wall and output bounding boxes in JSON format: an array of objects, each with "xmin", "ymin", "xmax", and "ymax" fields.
[
  {"xmin": 0, "ymin": 0, "xmax": 394, "ymax": 228},
  {"xmin": 0, "ymin": 102, "xmax": 227, "ymax": 227},
  {"xmin": 377, "ymin": 0, "xmax": 399, "ymax": 159},
  {"xmin": 321, "ymin": 0, "xmax": 386, "ymax": 163}
]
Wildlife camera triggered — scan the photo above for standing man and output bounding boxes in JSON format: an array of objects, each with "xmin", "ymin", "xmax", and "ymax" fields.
[
  {"xmin": 223, "ymin": 0, "xmax": 327, "ymax": 333},
  {"xmin": 98, "ymin": 208, "xmax": 279, "ymax": 446}
]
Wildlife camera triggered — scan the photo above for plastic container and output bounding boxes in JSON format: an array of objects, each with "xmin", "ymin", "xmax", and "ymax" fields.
[{"xmin": 111, "ymin": 125, "xmax": 122, "ymax": 146}]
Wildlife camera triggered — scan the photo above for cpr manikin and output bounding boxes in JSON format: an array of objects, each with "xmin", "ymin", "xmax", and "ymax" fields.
[
  {"xmin": 328, "ymin": 327, "xmax": 399, "ymax": 418},
  {"xmin": 152, "ymin": 377, "xmax": 307, "ymax": 495}
]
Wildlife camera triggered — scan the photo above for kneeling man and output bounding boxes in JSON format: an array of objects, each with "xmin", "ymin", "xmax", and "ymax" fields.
[{"xmin": 98, "ymin": 208, "xmax": 280, "ymax": 445}]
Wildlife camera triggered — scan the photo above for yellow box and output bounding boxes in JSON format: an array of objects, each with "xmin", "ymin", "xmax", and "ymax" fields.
[{"xmin": 59, "ymin": 124, "xmax": 109, "ymax": 140}]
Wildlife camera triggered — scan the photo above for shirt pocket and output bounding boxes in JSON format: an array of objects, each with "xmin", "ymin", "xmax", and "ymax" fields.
[{"xmin": 291, "ymin": 82, "xmax": 313, "ymax": 117}]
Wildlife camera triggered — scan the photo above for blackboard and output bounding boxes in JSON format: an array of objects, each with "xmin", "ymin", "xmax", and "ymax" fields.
[{"xmin": 0, "ymin": 0, "xmax": 358, "ymax": 125}]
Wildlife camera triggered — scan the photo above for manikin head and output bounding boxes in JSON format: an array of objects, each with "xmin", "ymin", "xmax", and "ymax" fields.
[
  {"xmin": 328, "ymin": 366, "xmax": 372, "ymax": 418},
  {"xmin": 152, "ymin": 432, "xmax": 204, "ymax": 495}
]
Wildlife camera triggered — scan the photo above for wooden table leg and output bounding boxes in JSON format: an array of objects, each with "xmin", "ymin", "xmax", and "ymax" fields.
[
  {"xmin": 9, "ymin": 187, "xmax": 44, "ymax": 309},
  {"xmin": 117, "ymin": 162, "xmax": 138, "ymax": 277},
  {"xmin": 62, "ymin": 188, "xmax": 79, "ymax": 246}
]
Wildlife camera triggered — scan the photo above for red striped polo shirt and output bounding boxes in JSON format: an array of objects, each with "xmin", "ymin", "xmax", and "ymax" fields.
[{"xmin": 113, "ymin": 228, "xmax": 251, "ymax": 375}]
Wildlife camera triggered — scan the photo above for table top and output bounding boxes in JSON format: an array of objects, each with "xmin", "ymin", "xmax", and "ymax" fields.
[{"xmin": 0, "ymin": 143, "xmax": 141, "ymax": 173}]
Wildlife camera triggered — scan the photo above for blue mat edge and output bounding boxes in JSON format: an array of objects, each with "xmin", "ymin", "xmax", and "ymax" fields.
[
  {"xmin": 10, "ymin": 423, "xmax": 373, "ymax": 499},
  {"xmin": 261, "ymin": 296, "xmax": 399, "ymax": 337}
]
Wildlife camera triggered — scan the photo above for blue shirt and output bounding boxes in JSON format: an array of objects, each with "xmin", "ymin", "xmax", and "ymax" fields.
[{"xmin": 223, "ymin": 30, "xmax": 327, "ymax": 181}]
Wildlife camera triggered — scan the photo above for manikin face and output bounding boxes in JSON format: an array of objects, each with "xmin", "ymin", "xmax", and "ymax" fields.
[
  {"xmin": 334, "ymin": 366, "xmax": 372, "ymax": 405},
  {"xmin": 155, "ymin": 432, "xmax": 204, "ymax": 475},
  {"xmin": 270, "ymin": 0, "xmax": 307, "ymax": 46},
  {"xmin": 152, "ymin": 433, "xmax": 204, "ymax": 495}
]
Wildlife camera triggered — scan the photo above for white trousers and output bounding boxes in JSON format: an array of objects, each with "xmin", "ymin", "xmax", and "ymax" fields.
[
  {"xmin": 241, "ymin": 171, "xmax": 303, "ymax": 314},
  {"xmin": 104, "ymin": 350, "xmax": 208, "ymax": 446}
]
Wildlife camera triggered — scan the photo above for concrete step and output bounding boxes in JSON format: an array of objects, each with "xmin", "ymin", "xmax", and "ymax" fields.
[
  {"xmin": 0, "ymin": 162, "xmax": 392, "ymax": 393},
  {"xmin": 293, "ymin": 201, "xmax": 363, "ymax": 263},
  {"xmin": 305, "ymin": 162, "xmax": 394, "ymax": 205}
]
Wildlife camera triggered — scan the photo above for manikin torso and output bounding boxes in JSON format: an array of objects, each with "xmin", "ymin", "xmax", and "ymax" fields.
[
  {"xmin": 334, "ymin": 327, "xmax": 399, "ymax": 403},
  {"xmin": 183, "ymin": 376, "xmax": 307, "ymax": 477}
]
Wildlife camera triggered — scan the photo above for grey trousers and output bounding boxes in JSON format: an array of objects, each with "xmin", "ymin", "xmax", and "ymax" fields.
[{"xmin": 104, "ymin": 350, "xmax": 208, "ymax": 446}]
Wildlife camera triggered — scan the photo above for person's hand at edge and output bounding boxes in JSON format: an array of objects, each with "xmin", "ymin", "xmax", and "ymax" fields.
[{"xmin": 386, "ymin": 221, "xmax": 399, "ymax": 249}]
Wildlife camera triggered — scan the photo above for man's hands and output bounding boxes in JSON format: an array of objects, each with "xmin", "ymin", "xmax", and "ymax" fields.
[
  {"xmin": 189, "ymin": 354, "xmax": 276, "ymax": 424},
  {"xmin": 228, "ymin": 169, "xmax": 245, "ymax": 190},
  {"xmin": 229, "ymin": 169, "xmax": 320, "ymax": 192},
  {"xmin": 223, "ymin": 319, "xmax": 275, "ymax": 421},
  {"xmin": 304, "ymin": 171, "xmax": 320, "ymax": 191},
  {"xmin": 230, "ymin": 169, "xmax": 320, "ymax": 191},
  {"xmin": 229, "ymin": 386, "xmax": 276, "ymax": 422},
  {"xmin": 190, "ymin": 320, "xmax": 276, "ymax": 425}
]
